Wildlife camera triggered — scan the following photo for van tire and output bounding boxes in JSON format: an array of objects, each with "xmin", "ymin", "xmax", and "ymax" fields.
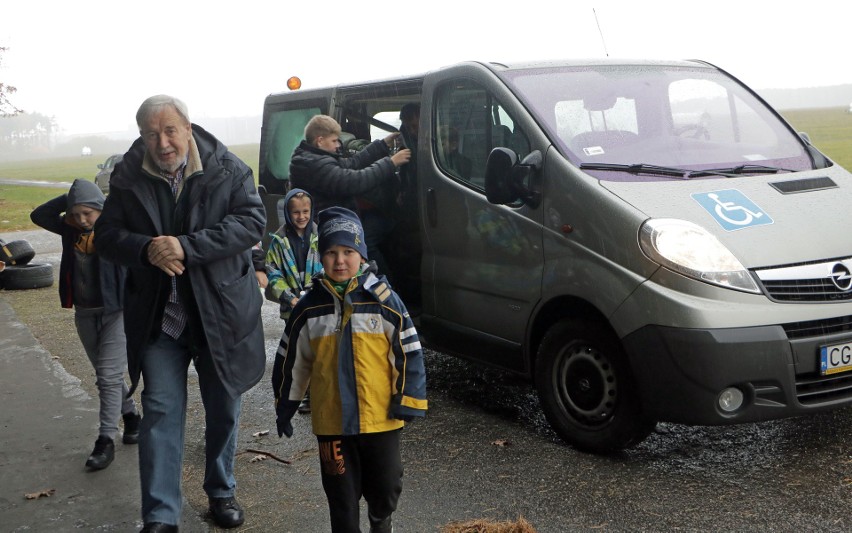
[
  {"xmin": 0, "ymin": 262, "xmax": 54, "ymax": 290},
  {"xmin": 0, "ymin": 239, "xmax": 36, "ymax": 266},
  {"xmin": 535, "ymin": 319, "xmax": 655, "ymax": 453}
]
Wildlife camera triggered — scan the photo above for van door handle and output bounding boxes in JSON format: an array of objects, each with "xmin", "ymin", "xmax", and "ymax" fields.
[{"xmin": 426, "ymin": 187, "xmax": 437, "ymax": 228}]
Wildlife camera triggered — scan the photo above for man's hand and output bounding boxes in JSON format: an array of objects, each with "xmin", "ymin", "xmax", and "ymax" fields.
[
  {"xmin": 383, "ymin": 131, "xmax": 401, "ymax": 149},
  {"xmin": 391, "ymin": 148, "xmax": 411, "ymax": 167},
  {"xmin": 147, "ymin": 235, "xmax": 186, "ymax": 276},
  {"xmin": 255, "ymin": 270, "xmax": 268, "ymax": 288}
]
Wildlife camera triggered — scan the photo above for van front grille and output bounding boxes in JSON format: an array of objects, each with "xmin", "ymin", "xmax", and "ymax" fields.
[
  {"xmin": 796, "ymin": 371, "xmax": 852, "ymax": 405},
  {"xmin": 781, "ymin": 315, "xmax": 852, "ymax": 339},
  {"xmin": 754, "ymin": 258, "xmax": 852, "ymax": 303},
  {"xmin": 762, "ymin": 279, "xmax": 852, "ymax": 302}
]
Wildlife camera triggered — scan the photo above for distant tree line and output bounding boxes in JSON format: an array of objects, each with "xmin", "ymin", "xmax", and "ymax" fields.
[
  {"xmin": 0, "ymin": 111, "xmax": 58, "ymax": 156},
  {"xmin": 0, "ymin": 46, "xmax": 22, "ymax": 117},
  {"xmin": 1, "ymin": 45, "xmax": 60, "ymax": 157}
]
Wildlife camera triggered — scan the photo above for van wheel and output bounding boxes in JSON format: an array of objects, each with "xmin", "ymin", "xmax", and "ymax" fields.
[
  {"xmin": 0, "ymin": 239, "xmax": 36, "ymax": 266},
  {"xmin": 535, "ymin": 319, "xmax": 655, "ymax": 453},
  {"xmin": 0, "ymin": 262, "xmax": 54, "ymax": 290}
]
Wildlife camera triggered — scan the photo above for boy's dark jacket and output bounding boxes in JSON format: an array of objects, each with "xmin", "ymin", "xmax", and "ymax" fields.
[
  {"xmin": 30, "ymin": 178, "xmax": 125, "ymax": 312},
  {"xmin": 94, "ymin": 125, "xmax": 266, "ymax": 398},
  {"xmin": 289, "ymin": 139, "xmax": 394, "ymax": 214}
]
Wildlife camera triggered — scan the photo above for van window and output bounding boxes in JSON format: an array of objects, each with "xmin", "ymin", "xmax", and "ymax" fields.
[
  {"xmin": 556, "ymin": 96, "xmax": 639, "ymax": 140},
  {"xmin": 370, "ymin": 111, "xmax": 401, "ymax": 141},
  {"xmin": 263, "ymin": 107, "xmax": 320, "ymax": 184},
  {"xmin": 503, "ymin": 65, "xmax": 813, "ymax": 180},
  {"xmin": 434, "ymin": 79, "xmax": 530, "ymax": 189}
]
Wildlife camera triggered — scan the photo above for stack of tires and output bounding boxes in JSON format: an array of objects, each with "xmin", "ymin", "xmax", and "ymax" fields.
[{"xmin": 0, "ymin": 238, "xmax": 54, "ymax": 290}]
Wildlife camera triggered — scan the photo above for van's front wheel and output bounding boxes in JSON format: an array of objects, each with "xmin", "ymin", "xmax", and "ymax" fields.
[{"xmin": 535, "ymin": 319, "xmax": 655, "ymax": 453}]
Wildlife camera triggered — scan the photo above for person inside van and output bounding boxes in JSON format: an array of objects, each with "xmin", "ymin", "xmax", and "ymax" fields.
[
  {"xmin": 289, "ymin": 114, "xmax": 410, "ymax": 279},
  {"xmin": 438, "ymin": 125, "xmax": 472, "ymax": 180},
  {"xmin": 397, "ymin": 103, "xmax": 420, "ymax": 203}
]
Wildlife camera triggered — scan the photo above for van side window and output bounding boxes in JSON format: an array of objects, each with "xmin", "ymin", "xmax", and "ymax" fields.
[
  {"xmin": 435, "ymin": 79, "xmax": 529, "ymax": 189},
  {"xmin": 262, "ymin": 107, "xmax": 320, "ymax": 188}
]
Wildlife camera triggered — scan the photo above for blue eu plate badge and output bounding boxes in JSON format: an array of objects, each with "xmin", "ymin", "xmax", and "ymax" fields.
[{"xmin": 691, "ymin": 189, "xmax": 773, "ymax": 231}]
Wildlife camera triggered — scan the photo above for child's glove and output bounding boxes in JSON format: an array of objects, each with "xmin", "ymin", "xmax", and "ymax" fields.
[
  {"xmin": 276, "ymin": 414, "xmax": 294, "ymax": 438},
  {"xmin": 275, "ymin": 399, "xmax": 298, "ymax": 438}
]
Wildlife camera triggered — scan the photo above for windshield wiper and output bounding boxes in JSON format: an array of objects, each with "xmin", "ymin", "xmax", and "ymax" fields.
[
  {"xmin": 580, "ymin": 162, "xmax": 792, "ymax": 179},
  {"xmin": 579, "ymin": 163, "xmax": 692, "ymax": 179},
  {"xmin": 696, "ymin": 164, "xmax": 793, "ymax": 176},
  {"xmin": 579, "ymin": 163, "xmax": 733, "ymax": 179}
]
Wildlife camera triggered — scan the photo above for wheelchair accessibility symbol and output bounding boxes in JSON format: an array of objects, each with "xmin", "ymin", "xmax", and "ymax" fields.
[{"xmin": 691, "ymin": 189, "xmax": 773, "ymax": 231}]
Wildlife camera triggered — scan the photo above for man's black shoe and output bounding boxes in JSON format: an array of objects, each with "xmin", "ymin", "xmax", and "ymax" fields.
[
  {"xmin": 85, "ymin": 436, "xmax": 114, "ymax": 470},
  {"xmin": 208, "ymin": 496, "xmax": 245, "ymax": 528},
  {"xmin": 140, "ymin": 522, "xmax": 178, "ymax": 532},
  {"xmin": 123, "ymin": 412, "xmax": 142, "ymax": 444}
]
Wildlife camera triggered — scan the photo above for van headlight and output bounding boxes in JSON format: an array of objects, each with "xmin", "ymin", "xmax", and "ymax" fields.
[{"xmin": 639, "ymin": 218, "xmax": 760, "ymax": 294}]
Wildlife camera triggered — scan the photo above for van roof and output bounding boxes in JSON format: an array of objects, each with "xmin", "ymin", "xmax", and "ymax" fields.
[{"xmin": 264, "ymin": 58, "xmax": 718, "ymax": 100}]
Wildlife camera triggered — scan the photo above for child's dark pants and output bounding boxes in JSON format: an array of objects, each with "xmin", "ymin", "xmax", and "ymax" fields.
[{"xmin": 317, "ymin": 429, "xmax": 403, "ymax": 533}]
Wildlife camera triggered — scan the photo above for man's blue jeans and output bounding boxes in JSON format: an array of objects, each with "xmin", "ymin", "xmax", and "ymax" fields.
[{"xmin": 138, "ymin": 331, "xmax": 241, "ymax": 525}]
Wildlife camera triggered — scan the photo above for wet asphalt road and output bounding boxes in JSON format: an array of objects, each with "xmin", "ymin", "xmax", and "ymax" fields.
[
  {"xmin": 243, "ymin": 263, "xmax": 852, "ymax": 532},
  {"xmin": 6, "ymin": 228, "xmax": 852, "ymax": 532}
]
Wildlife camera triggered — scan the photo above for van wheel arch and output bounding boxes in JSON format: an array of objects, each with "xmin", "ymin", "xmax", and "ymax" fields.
[{"xmin": 534, "ymin": 317, "xmax": 656, "ymax": 453}]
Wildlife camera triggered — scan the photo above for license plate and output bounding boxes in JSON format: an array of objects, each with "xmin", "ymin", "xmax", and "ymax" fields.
[{"xmin": 820, "ymin": 341, "xmax": 852, "ymax": 375}]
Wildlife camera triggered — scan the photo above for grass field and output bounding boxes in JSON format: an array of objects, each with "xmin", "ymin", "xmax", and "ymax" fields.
[
  {"xmin": 1, "ymin": 108, "xmax": 850, "ymax": 232},
  {"xmin": 0, "ymin": 144, "xmax": 260, "ymax": 231}
]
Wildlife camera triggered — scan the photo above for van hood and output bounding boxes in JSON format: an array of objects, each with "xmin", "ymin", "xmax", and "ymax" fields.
[{"xmin": 600, "ymin": 168, "xmax": 852, "ymax": 269}]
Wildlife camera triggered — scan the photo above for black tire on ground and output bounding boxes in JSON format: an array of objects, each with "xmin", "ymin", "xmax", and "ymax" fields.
[
  {"xmin": 0, "ymin": 262, "xmax": 54, "ymax": 290},
  {"xmin": 534, "ymin": 318, "xmax": 656, "ymax": 454},
  {"xmin": 0, "ymin": 239, "xmax": 36, "ymax": 266}
]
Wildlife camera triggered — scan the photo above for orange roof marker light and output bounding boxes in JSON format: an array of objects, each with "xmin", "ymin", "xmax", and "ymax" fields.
[{"xmin": 287, "ymin": 76, "xmax": 302, "ymax": 91}]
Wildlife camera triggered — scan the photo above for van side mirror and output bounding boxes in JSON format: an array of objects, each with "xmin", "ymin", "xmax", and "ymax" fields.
[
  {"xmin": 484, "ymin": 148, "xmax": 541, "ymax": 207},
  {"xmin": 798, "ymin": 131, "xmax": 833, "ymax": 169}
]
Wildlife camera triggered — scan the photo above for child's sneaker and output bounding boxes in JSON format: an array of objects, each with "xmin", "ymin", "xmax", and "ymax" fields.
[
  {"xmin": 85, "ymin": 436, "xmax": 115, "ymax": 470},
  {"xmin": 369, "ymin": 513, "xmax": 392, "ymax": 533}
]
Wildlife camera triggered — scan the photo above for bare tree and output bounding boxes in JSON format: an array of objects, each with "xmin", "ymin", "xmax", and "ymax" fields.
[{"xmin": 1, "ymin": 46, "xmax": 22, "ymax": 117}]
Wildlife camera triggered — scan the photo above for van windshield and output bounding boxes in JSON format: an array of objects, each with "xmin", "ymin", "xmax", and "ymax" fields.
[{"xmin": 502, "ymin": 65, "xmax": 814, "ymax": 181}]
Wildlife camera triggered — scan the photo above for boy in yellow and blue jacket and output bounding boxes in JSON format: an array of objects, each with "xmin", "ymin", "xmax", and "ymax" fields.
[{"xmin": 272, "ymin": 206, "xmax": 427, "ymax": 533}]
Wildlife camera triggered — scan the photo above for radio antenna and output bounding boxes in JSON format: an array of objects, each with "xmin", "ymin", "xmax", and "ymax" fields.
[{"xmin": 593, "ymin": 8, "xmax": 609, "ymax": 57}]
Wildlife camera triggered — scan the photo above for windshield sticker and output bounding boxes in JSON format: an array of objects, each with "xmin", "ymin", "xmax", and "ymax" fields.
[
  {"xmin": 691, "ymin": 189, "xmax": 774, "ymax": 231},
  {"xmin": 583, "ymin": 146, "xmax": 605, "ymax": 156}
]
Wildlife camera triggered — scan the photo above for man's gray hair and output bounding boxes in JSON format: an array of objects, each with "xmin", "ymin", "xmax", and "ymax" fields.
[{"xmin": 136, "ymin": 95, "xmax": 190, "ymax": 129}]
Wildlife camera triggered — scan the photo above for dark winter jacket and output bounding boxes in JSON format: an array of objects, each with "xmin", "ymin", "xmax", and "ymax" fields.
[
  {"xmin": 30, "ymin": 179, "xmax": 125, "ymax": 312},
  {"xmin": 289, "ymin": 139, "xmax": 395, "ymax": 214},
  {"xmin": 94, "ymin": 124, "xmax": 266, "ymax": 398}
]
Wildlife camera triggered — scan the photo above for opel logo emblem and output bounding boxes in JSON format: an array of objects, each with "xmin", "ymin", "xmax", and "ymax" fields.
[{"xmin": 830, "ymin": 263, "xmax": 852, "ymax": 291}]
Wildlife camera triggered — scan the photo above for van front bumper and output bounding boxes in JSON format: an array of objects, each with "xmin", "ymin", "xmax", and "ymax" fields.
[{"xmin": 622, "ymin": 323, "xmax": 852, "ymax": 425}]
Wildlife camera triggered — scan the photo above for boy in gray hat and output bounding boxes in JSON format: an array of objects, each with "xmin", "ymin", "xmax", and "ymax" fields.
[
  {"xmin": 273, "ymin": 206, "xmax": 427, "ymax": 533},
  {"xmin": 31, "ymin": 178, "xmax": 140, "ymax": 470}
]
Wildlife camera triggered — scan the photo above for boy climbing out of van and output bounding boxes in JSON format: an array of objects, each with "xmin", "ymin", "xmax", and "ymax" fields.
[
  {"xmin": 289, "ymin": 114, "xmax": 411, "ymax": 281},
  {"xmin": 264, "ymin": 188, "xmax": 322, "ymax": 413},
  {"xmin": 272, "ymin": 206, "xmax": 427, "ymax": 533},
  {"xmin": 30, "ymin": 179, "xmax": 141, "ymax": 471}
]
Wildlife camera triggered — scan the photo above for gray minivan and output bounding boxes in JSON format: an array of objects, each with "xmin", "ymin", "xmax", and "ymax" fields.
[{"xmin": 258, "ymin": 59, "xmax": 852, "ymax": 453}]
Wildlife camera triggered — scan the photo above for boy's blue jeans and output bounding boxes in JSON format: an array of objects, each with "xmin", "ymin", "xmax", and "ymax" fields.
[{"xmin": 138, "ymin": 331, "xmax": 241, "ymax": 525}]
